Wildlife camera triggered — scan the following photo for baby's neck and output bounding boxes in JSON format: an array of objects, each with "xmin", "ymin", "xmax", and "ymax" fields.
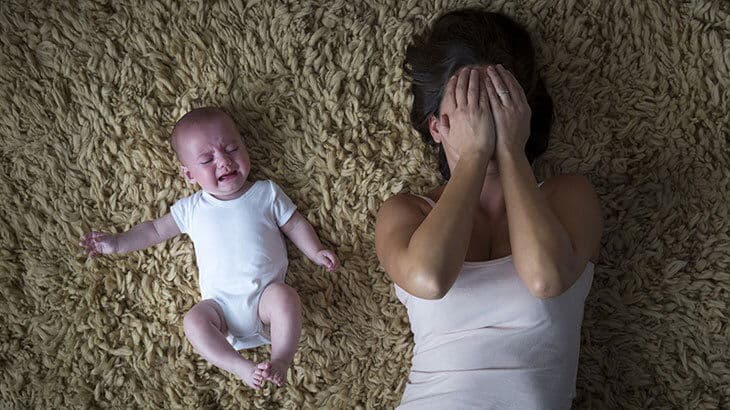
[{"xmin": 207, "ymin": 180, "xmax": 254, "ymax": 201}]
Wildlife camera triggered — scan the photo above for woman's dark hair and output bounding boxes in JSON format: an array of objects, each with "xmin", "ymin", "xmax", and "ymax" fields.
[{"xmin": 405, "ymin": 9, "xmax": 553, "ymax": 180}]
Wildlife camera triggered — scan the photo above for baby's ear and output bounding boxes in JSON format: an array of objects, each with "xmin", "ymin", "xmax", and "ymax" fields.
[
  {"xmin": 180, "ymin": 165, "xmax": 196, "ymax": 184},
  {"xmin": 428, "ymin": 114, "xmax": 448, "ymax": 144}
]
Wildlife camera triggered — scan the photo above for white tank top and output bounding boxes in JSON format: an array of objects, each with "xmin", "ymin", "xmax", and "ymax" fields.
[{"xmin": 394, "ymin": 195, "xmax": 594, "ymax": 409}]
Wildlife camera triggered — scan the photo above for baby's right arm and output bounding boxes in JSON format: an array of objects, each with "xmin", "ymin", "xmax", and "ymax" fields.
[{"xmin": 80, "ymin": 213, "xmax": 180, "ymax": 258}]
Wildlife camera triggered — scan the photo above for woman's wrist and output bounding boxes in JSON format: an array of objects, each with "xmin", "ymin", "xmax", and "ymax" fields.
[
  {"xmin": 497, "ymin": 144, "xmax": 531, "ymax": 178},
  {"xmin": 496, "ymin": 141, "xmax": 526, "ymax": 161},
  {"xmin": 459, "ymin": 144, "xmax": 493, "ymax": 165}
]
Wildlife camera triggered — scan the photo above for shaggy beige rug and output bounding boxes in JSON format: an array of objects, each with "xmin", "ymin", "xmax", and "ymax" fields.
[{"xmin": 1, "ymin": 0, "xmax": 728, "ymax": 408}]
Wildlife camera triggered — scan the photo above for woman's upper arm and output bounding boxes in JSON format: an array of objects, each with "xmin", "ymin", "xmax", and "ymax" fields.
[
  {"xmin": 375, "ymin": 194, "xmax": 429, "ymax": 295},
  {"xmin": 543, "ymin": 175, "xmax": 603, "ymax": 267}
]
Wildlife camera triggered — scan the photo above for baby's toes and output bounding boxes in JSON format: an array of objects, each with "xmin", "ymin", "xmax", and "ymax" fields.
[
  {"xmin": 257, "ymin": 362, "xmax": 272, "ymax": 378},
  {"xmin": 246, "ymin": 376, "xmax": 262, "ymax": 390}
]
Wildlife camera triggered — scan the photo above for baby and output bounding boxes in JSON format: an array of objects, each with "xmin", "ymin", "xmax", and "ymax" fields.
[{"xmin": 80, "ymin": 107, "xmax": 339, "ymax": 389}]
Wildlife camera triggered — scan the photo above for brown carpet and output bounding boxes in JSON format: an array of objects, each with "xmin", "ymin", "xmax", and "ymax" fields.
[{"xmin": 1, "ymin": 0, "xmax": 728, "ymax": 408}]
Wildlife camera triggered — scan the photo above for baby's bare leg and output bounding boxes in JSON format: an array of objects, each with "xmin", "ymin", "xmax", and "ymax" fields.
[
  {"xmin": 257, "ymin": 283, "xmax": 302, "ymax": 387},
  {"xmin": 183, "ymin": 299, "xmax": 264, "ymax": 389}
]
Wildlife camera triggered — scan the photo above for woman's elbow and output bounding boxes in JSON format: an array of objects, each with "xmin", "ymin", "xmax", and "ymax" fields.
[
  {"xmin": 526, "ymin": 278, "xmax": 565, "ymax": 299},
  {"xmin": 521, "ymin": 263, "xmax": 568, "ymax": 299},
  {"xmin": 408, "ymin": 266, "xmax": 452, "ymax": 300}
]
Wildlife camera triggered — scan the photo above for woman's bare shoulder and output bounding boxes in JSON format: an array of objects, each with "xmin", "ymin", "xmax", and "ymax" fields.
[
  {"xmin": 377, "ymin": 192, "xmax": 433, "ymax": 221},
  {"xmin": 374, "ymin": 193, "xmax": 433, "ymax": 282},
  {"xmin": 540, "ymin": 174, "xmax": 597, "ymax": 199},
  {"xmin": 540, "ymin": 174, "xmax": 603, "ymax": 262}
]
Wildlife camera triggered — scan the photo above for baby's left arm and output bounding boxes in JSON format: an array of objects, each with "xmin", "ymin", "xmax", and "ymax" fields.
[{"xmin": 280, "ymin": 211, "xmax": 339, "ymax": 272}]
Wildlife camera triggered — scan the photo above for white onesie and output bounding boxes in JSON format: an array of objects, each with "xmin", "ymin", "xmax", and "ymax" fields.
[{"xmin": 171, "ymin": 179, "xmax": 296, "ymax": 350}]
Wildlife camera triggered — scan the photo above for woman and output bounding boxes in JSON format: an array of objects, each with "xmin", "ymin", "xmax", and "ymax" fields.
[{"xmin": 375, "ymin": 10, "xmax": 603, "ymax": 409}]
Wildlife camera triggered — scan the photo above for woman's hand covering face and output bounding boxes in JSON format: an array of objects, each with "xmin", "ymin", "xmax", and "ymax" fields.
[
  {"xmin": 484, "ymin": 65, "xmax": 532, "ymax": 155},
  {"xmin": 436, "ymin": 67, "xmax": 497, "ymax": 161}
]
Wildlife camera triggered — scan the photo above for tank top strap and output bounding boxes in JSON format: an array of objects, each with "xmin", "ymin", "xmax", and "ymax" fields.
[{"xmin": 413, "ymin": 194, "xmax": 436, "ymax": 208}]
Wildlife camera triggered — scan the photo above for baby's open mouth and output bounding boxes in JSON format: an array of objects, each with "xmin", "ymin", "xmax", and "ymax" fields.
[{"xmin": 218, "ymin": 171, "xmax": 237, "ymax": 181}]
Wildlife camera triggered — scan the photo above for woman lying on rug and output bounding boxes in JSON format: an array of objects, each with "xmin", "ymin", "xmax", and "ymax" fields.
[
  {"xmin": 375, "ymin": 10, "xmax": 603, "ymax": 409},
  {"xmin": 80, "ymin": 107, "xmax": 339, "ymax": 389}
]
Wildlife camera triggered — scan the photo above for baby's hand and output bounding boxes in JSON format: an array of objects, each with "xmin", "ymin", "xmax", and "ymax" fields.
[
  {"xmin": 314, "ymin": 249, "xmax": 339, "ymax": 272},
  {"xmin": 80, "ymin": 231, "xmax": 117, "ymax": 258}
]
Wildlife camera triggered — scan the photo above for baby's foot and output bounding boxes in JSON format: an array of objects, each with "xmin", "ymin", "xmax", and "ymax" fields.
[
  {"xmin": 237, "ymin": 361, "xmax": 264, "ymax": 389},
  {"xmin": 257, "ymin": 360, "xmax": 290, "ymax": 387}
]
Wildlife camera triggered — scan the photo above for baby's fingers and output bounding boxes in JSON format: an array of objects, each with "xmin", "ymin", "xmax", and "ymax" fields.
[
  {"xmin": 80, "ymin": 243, "xmax": 97, "ymax": 258},
  {"xmin": 322, "ymin": 256, "xmax": 335, "ymax": 272},
  {"xmin": 81, "ymin": 231, "xmax": 103, "ymax": 246},
  {"xmin": 328, "ymin": 253, "xmax": 340, "ymax": 271},
  {"xmin": 320, "ymin": 251, "xmax": 339, "ymax": 272},
  {"xmin": 79, "ymin": 236, "xmax": 92, "ymax": 251},
  {"xmin": 85, "ymin": 243, "xmax": 100, "ymax": 258},
  {"xmin": 80, "ymin": 239, "xmax": 104, "ymax": 259}
]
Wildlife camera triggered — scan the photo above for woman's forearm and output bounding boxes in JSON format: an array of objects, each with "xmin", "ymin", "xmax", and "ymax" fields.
[
  {"xmin": 406, "ymin": 150, "xmax": 490, "ymax": 295},
  {"xmin": 498, "ymin": 147, "xmax": 575, "ymax": 297}
]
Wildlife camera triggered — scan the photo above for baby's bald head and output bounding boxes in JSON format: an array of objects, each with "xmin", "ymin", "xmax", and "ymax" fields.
[{"xmin": 170, "ymin": 107, "xmax": 238, "ymax": 160}]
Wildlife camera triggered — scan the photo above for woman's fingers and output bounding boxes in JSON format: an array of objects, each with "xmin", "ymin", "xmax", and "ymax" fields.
[
  {"xmin": 484, "ymin": 72, "xmax": 501, "ymax": 109},
  {"xmin": 442, "ymin": 74, "xmax": 457, "ymax": 111},
  {"xmin": 467, "ymin": 68, "xmax": 479, "ymax": 107},
  {"xmin": 487, "ymin": 65, "xmax": 510, "ymax": 106},
  {"xmin": 479, "ymin": 70, "xmax": 489, "ymax": 109},
  {"xmin": 497, "ymin": 64, "xmax": 527, "ymax": 105},
  {"xmin": 455, "ymin": 67, "xmax": 469, "ymax": 108}
]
